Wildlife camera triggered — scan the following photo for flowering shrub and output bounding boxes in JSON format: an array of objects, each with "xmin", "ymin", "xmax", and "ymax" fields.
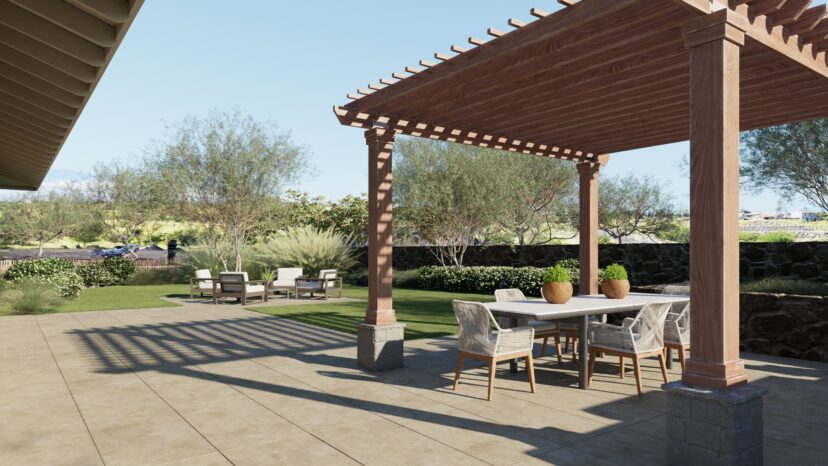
[
  {"xmin": 4, "ymin": 258, "xmax": 74, "ymax": 281},
  {"xmin": 102, "ymin": 257, "xmax": 136, "ymax": 282},
  {"xmin": 76, "ymin": 262, "xmax": 120, "ymax": 288},
  {"xmin": 4, "ymin": 258, "xmax": 83, "ymax": 298}
]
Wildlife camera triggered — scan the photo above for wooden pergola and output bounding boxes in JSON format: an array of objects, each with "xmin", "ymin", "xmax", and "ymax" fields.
[{"xmin": 337, "ymin": 0, "xmax": 828, "ymax": 395}]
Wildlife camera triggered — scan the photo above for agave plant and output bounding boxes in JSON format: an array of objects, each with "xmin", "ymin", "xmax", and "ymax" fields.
[{"xmin": 256, "ymin": 226, "xmax": 357, "ymax": 277}]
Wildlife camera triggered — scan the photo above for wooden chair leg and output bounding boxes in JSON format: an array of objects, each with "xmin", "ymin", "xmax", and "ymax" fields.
[
  {"xmin": 633, "ymin": 356, "xmax": 643, "ymax": 396},
  {"xmin": 487, "ymin": 360, "xmax": 496, "ymax": 401},
  {"xmin": 526, "ymin": 354, "xmax": 536, "ymax": 394},
  {"xmin": 619, "ymin": 356, "xmax": 625, "ymax": 379},
  {"xmin": 658, "ymin": 351, "xmax": 669, "ymax": 384},
  {"xmin": 540, "ymin": 337, "xmax": 548, "ymax": 357},
  {"xmin": 453, "ymin": 352, "xmax": 464, "ymax": 390},
  {"xmin": 554, "ymin": 334, "xmax": 564, "ymax": 366},
  {"xmin": 588, "ymin": 349, "xmax": 597, "ymax": 385},
  {"xmin": 678, "ymin": 346, "xmax": 687, "ymax": 371}
]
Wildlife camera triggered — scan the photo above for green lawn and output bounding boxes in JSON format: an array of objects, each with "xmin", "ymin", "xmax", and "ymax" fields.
[
  {"xmin": 54, "ymin": 284, "xmax": 188, "ymax": 313},
  {"xmin": 250, "ymin": 286, "xmax": 492, "ymax": 340}
]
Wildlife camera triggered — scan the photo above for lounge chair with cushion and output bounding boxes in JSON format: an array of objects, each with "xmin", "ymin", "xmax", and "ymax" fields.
[
  {"xmin": 269, "ymin": 267, "xmax": 303, "ymax": 299},
  {"xmin": 190, "ymin": 269, "xmax": 218, "ymax": 299},
  {"xmin": 296, "ymin": 269, "xmax": 343, "ymax": 299},
  {"xmin": 213, "ymin": 272, "xmax": 268, "ymax": 305}
]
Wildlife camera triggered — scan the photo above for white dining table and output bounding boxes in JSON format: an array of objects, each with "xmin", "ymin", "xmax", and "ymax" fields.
[{"xmin": 484, "ymin": 293, "xmax": 690, "ymax": 389}]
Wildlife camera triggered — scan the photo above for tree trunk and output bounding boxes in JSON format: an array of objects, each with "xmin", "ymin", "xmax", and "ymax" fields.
[{"xmin": 37, "ymin": 239, "xmax": 44, "ymax": 257}]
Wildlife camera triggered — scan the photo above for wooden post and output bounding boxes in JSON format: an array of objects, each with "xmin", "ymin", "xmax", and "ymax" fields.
[
  {"xmin": 682, "ymin": 14, "xmax": 748, "ymax": 391},
  {"xmin": 365, "ymin": 127, "xmax": 396, "ymax": 326},
  {"xmin": 577, "ymin": 155, "xmax": 608, "ymax": 296}
]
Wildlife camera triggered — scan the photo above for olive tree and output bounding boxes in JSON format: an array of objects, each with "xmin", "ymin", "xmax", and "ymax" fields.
[
  {"xmin": 0, "ymin": 192, "xmax": 79, "ymax": 256},
  {"xmin": 88, "ymin": 163, "xmax": 164, "ymax": 254},
  {"xmin": 155, "ymin": 111, "xmax": 307, "ymax": 271},
  {"xmin": 742, "ymin": 119, "xmax": 828, "ymax": 212},
  {"xmin": 394, "ymin": 138, "xmax": 505, "ymax": 266},
  {"xmin": 599, "ymin": 174, "xmax": 676, "ymax": 243}
]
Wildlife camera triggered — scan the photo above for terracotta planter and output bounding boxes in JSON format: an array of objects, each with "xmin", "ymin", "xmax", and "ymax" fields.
[
  {"xmin": 542, "ymin": 282, "xmax": 573, "ymax": 304},
  {"xmin": 602, "ymin": 279, "xmax": 630, "ymax": 299}
]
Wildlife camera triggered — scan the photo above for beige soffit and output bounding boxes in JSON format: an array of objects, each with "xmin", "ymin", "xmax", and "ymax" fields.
[{"xmin": 0, "ymin": 0, "xmax": 144, "ymax": 190}]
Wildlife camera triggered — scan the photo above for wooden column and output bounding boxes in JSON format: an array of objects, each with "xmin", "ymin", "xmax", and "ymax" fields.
[
  {"xmin": 682, "ymin": 14, "xmax": 748, "ymax": 391},
  {"xmin": 577, "ymin": 154, "xmax": 607, "ymax": 296},
  {"xmin": 365, "ymin": 127, "xmax": 396, "ymax": 326}
]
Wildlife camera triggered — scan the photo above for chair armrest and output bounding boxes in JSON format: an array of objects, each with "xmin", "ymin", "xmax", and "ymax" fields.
[
  {"xmin": 496, "ymin": 327, "xmax": 534, "ymax": 355},
  {"xmin": 621, "ymin": 318, "xmax": 636, "ymax": 328},
  {"xmin": 589, "ymin": 323, "xmax": 634, "ymax": 350}
]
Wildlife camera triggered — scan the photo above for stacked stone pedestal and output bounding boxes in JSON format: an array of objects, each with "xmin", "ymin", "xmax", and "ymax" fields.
[
  {"xmin": 664, "ymin": 382, "xmax": 768, "ymax": 465},
  {"xmin": 357, "ymin": 323, "xmax": 405, "ymax": 371}
]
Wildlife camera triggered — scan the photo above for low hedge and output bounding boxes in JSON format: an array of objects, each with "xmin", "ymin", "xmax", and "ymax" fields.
[
  {"xmin": 418, "ymin": 266, "xmax": 547, "ymax": 296},
  {"xmin": 4, "ymin": 258, "xmax": 84, "ymax": 298},
  {"xmin": 76, "ymin": 262, "xmax": 120, "ymax": 288},
  {"xmin": 418, "ymin": 264, "xmax": 607, "ymax": 296}
]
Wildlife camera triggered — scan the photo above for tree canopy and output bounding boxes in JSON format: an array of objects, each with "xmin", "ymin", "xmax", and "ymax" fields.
[
  {"xmin": 154, "ymin": 111, "xmax": 307, "ymax": 271},
  {"xmin": 599, "ymin": 175, "xmax": 675, "ymax": 244},
  {"xmin": 742, "ymin": 119, "xmax": 828, "ymax": 213}
]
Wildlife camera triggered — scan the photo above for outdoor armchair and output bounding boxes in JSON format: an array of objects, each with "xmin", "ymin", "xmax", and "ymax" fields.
[
  {"xmin": 295, "ymin": 269, "xmax": 343, "ymax": 299},
  {"xmin": 494, "ymin": 289, "xmax": 563, "ymax": 365},
  {"xmin": 664, "ymin": 303, "xmax": 691, "ymax": 370},
  {"xmin": 587, "ymin": 302, "xmax": 673, "ymax": 395},
  {"xmin": 213, "ymin": 272, "xmax": 268, "ymax": 305},
  {"xmin": 452, "ymin": 300, "xmax": 536, "ymax": 401},
  {"xmin": 190, "ymin": 269, "xmax": 218, "ymax": 299},
  {"xmin": 268, "ymin": 268, "xmax": 303, "ymax": 299}
]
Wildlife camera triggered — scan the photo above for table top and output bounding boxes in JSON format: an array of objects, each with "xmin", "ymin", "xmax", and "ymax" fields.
[{"xmin": 483, "ymin": 292, "xmax": 689, "ymax": 320}]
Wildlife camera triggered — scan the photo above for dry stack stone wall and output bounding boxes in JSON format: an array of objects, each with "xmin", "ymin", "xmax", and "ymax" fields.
[{"xmin": 357, "ymin": 242, "xmax": 828, "ymax": 285}]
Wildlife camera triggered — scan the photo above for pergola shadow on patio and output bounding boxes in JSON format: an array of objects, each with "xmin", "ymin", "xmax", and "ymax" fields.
[
  {"xmin": 334, "ymin": 0, "xmax": 828, "ymax": 462},
  {"xmin": 2, "ymin": 306, "xmax": 826, "ymax": 465}
]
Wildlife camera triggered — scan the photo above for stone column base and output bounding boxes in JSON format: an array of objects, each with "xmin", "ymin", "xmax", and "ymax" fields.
[
  {"xmin": 664, "ymin": 381, "xmax": 768, "ymax": 465},
  {"xmin": 357, "ymin": 322, "xmax": 405, "ymax": 371}
]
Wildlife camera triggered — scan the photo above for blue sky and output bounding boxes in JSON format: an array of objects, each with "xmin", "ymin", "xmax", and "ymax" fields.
[{"xmin": 25, "ymin": 0, "xmax": 823, "ymax": 212}]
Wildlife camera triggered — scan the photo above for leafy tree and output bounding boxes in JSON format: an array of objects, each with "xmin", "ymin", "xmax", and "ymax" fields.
[
  {"xmin": 155, "ymin": 111, "xmax": 307, "ymax": 271},
  {"xmin": 495, "ymin": 155, "xmax": 578, "ymax": 245},
  {"xmin": 394, "ymin": 138, "xmax": 505, "ymax": 266},
  {"xmin": 742, "ymin": 119, "xmax": 828, "ymax": 212},
  {"xmin": 599, "ymin": 175, "xmax": 675, "ymax": 244},
  {"xmin": 0, "ymin": 192, "xmax": 79, "ymax": 257},
  {"xmin": 88, "ymin": 163, "xmax": 164, "ymax": 254}
]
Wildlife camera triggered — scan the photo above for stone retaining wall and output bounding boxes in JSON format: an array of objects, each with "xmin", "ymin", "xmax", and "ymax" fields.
[
  {"xmin": 356, "ymin": 242, "xmax": 828, "ymax": 285},
  {"xmin": 634, "ymin": 285, "xmax": 828, "ymax": 362}
]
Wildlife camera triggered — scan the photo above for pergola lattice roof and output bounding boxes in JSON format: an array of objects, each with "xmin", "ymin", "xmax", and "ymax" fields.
[{"xmin": 335, "ymin": 0, "xmax": 828, "ymax": 160}]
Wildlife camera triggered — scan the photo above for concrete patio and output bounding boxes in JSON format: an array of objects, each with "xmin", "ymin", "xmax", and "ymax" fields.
[{"xmin": 1, "ymin": 302, "xmax": 824, "ymax": 466}]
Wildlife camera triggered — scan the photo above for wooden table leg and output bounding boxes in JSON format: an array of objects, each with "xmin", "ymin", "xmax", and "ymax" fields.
[
  {"xmin": 666, "ymin": 347, "xmax": 673, "ymax": 370},
  {"xmin": 509, "ymin": 317, "xmax": 520, "ymax": 373},
  {"xmin": 578, "ymin": 315, "xmax": 589, "ymax": 389}
]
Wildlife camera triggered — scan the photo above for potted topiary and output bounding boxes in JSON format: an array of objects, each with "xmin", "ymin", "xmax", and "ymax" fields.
[
  {"xmin": 601, "ymin": 263, "xmax": 630, "ymax": 299},
  {"xmin": 542, "ymin": 265, "xmax": 573, "ymax": 304}
]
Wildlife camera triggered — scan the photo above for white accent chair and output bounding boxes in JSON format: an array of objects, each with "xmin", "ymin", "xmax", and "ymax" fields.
[
  {"xmin": 213, "ymin": 272, "xmax": 267, "ymax": 305},
  {"xmin": 269, "ymin": 268, "xmax": 303, "ymax": 299},
  {"xmin": 588, "ymin": 302, "xmax": 673, "ymax": 395},
  {"xmin": 190, "ymin": 269, "xmax": 218, "ymax": 299},
  {"xmin": 452, "ymin": 300, "xmax": 536, "ymax": 401},
  {"xmin": 665, "ymin": 304, "xmax": 691, "ymax": 370},
  {"xmin": 494, "ymin": 289, "xmax": 564, "ymax": 365}
]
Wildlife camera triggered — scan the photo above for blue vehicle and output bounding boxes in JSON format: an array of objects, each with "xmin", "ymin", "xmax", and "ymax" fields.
[{"xmin": 90, "ymin": 244, "xmax": 140, "ymax": 257}]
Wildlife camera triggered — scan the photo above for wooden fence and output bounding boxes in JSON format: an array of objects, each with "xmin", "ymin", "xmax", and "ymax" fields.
[{"xmin": 0, "ymin": 258, "xmax": 183, "ymax": 274}]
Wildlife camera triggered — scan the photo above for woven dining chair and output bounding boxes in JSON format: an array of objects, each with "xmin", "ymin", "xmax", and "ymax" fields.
[
  {"xmin": 494, "ymin": 289, "xmax": 564, "ymax": 365},
  {"xmin": 539, "ymin": 287, "xmax": 604, "ymax": 362},
  {"xmin": 452, "ymin": 300, "xmax": 536, "ymax": 401},
  {"xmin": 664, "ymin": 303, "xmax": 690, "ymax": 370},
  {"xmin": 587, "ymin": 302, "xmax": 673, "ymax": 395}
]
